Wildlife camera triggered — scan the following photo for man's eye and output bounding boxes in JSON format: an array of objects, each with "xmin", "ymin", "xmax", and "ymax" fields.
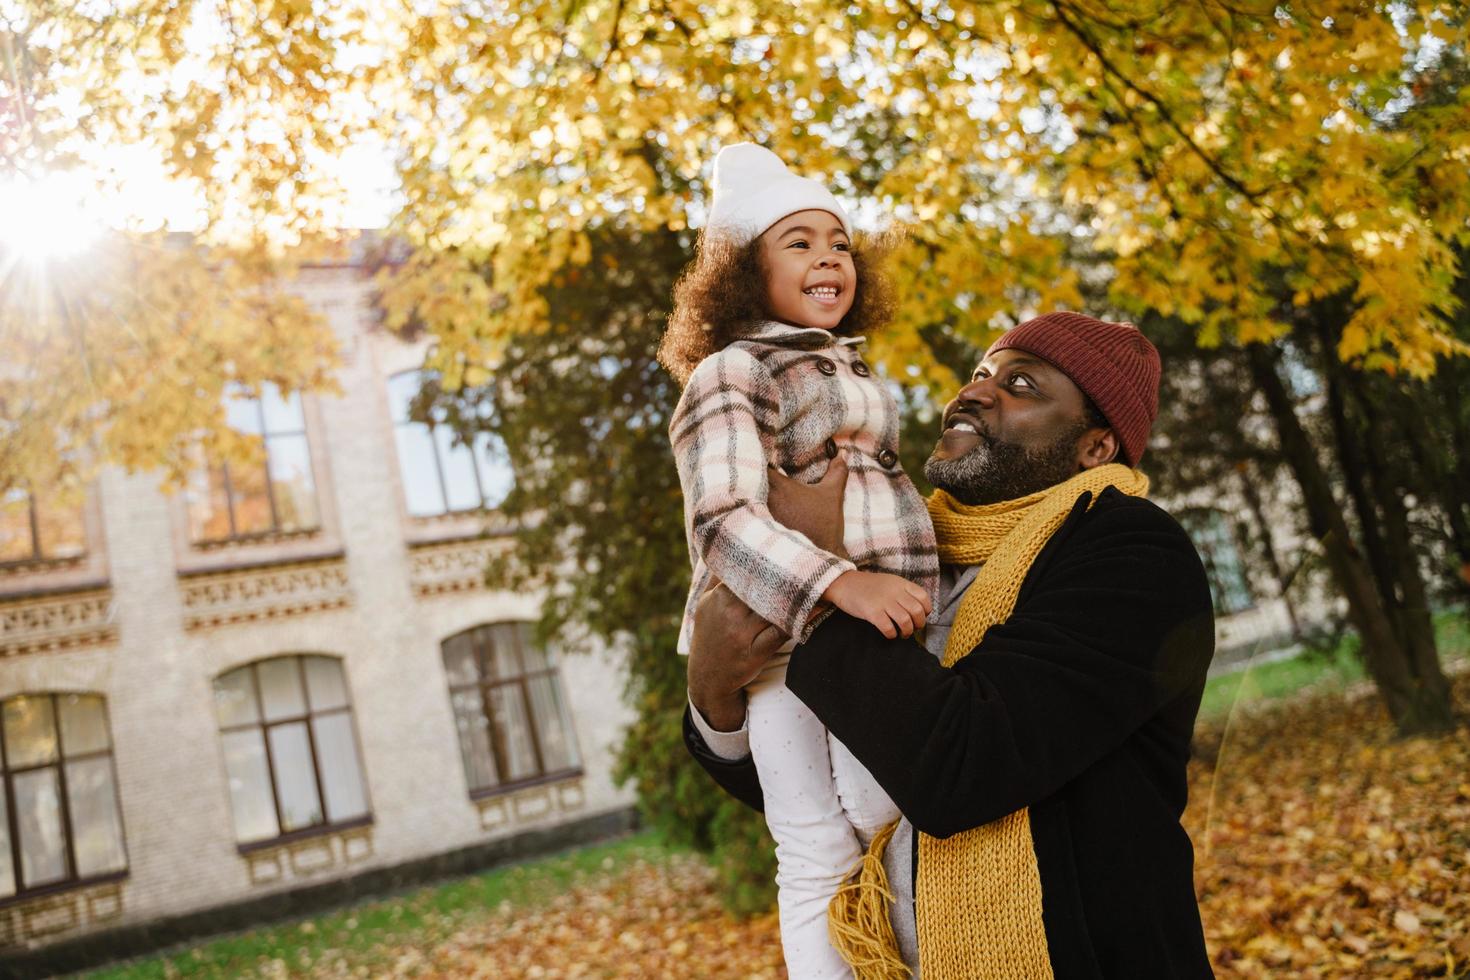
[{"xmin": 1009, "ymin": 374, "xmax": 1034, "ymax": 389}]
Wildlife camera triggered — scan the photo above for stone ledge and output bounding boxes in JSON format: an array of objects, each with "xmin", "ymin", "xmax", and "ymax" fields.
[
  {"xmin": 4, "ymin": 807, "xmax": 638, "ymax": 978},
  {"xmin": 185, "ymin": 527, "xmax": 324, "ymax": 555},
  {"xmin": 0, "ymin": 554, "xmax": 87, "ymax": 583}
]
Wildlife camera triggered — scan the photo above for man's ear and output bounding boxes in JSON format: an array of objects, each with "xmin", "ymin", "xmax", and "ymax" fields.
[{"xmin": 1076, "ymin": 427, "xmax": 1119, "ymax": 470}]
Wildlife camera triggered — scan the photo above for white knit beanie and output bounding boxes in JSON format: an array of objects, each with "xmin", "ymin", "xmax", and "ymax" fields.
[{"xmin": 704, "ymin": 143, "xmax": 851, "ymax": 245}]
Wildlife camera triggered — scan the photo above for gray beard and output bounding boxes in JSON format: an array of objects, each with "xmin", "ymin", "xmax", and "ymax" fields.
[{"xmin": 923, "ymin": 421, "xmax": 1085, "ymax": 506}]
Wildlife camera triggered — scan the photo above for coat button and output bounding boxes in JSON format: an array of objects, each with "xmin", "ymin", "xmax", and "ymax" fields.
[
  {"xmin": 824, "ymin": 438, "xmax": 839, "ymax": 459},
  {"xmin": 852, "ymin": 360, "xmax": 871, "ymax": 377},
  {"xmin": 877, "ymin": 448, "xmax": 898, "ymax": 469},
  {"xmin": 816, "ymin": 357, "xmax": 837, "ymax": 376}
]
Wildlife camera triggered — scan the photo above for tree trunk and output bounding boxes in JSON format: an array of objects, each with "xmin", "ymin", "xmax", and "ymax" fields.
[
  {"xmin": 1319, "ymin": 347, "xmax": 1397, "ymax": 613},
  {"xmin": 1339, "ymin": 366, "xmax": 1456, "ymax": 733},
  {"xmin": 1373, "ymin": 479, "xmax": 1455, "ymax": 731},
  {"xmin": 1401, "ymin": 370, "xmax": 1470, "ymax": 601},
  {"xmin": 1234, "ymin": 463, "xmax": 1304, "ymax": 641},
  {"xmin": 1245, "ymin": 345, "xmax": 1455, "ymax": 735}
]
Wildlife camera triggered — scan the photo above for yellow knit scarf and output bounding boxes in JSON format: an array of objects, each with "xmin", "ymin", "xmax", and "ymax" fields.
[{"xmin": 829, "ymin": 464, "xmax": 1150, "ymax": 979}]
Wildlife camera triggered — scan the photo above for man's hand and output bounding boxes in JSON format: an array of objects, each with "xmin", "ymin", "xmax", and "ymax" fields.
[
  {"xmin": 686, "ymin": 456, "xmax": 848, "ymax": 732},
  {"xmin": 823, "ymin": 569, "xmax": 933, "ymax": 639},
  {"xmin": 767, "ymin": 453, "xmax": 849, "ymax": 556},
  {"xmin": 687, "ymin": 582, "xmax": 789, "ymax": 732}
]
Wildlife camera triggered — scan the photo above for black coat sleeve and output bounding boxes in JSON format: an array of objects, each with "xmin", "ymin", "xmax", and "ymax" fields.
[
  {"xmin": 785, "ymin": 494, "xmax": 1215, "ymax": 839},
  {"xmin": 681, "ymin": 705, "xmax": 765, "ymax": 813}
]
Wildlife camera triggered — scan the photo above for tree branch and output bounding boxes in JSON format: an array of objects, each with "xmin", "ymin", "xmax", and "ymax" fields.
[
  {"xmin": 1050, "ymin": 0, "xmax": 1265, "ymax": 203},
  {"xmin": 589, "ymin": 0, "xmax": 626, "ymax": 83}
]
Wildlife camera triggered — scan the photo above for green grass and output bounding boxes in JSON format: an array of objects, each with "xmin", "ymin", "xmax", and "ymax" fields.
[
  {"xmin": 87, "ymin": 830, "xmax": 672, "ymax": 979},
  {"xmin": 1438, "ymin": 608, "xmax": 1470, "ymax": 659},
  {"xmin": 1199, "ymin": 609, "xmax": 1469, "ymax": 722},
  {"xmin": 1199, "ymin": 644, "xmax": 1363, "ymax": 720}
]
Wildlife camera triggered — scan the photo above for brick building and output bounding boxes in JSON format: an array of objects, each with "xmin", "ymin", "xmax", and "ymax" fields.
[{"xmin": 0, "ymin": 257, "xmax": 636, "ymax": 963}]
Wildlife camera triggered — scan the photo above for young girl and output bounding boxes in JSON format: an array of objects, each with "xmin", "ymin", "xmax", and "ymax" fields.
[{"xmin": 661, "ymin": 143, "xmax": 939, "ymax": 977}]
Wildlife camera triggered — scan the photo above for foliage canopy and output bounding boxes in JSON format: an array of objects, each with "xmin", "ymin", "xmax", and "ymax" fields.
[{"xmin": 6, "ymin": 1, "xmax": 1467, "ymax": 496}]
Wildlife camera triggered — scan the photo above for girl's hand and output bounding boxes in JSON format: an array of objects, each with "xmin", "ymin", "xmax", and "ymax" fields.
[{"xmin": 822, "ymin": 570, "xmax": 932, "ymax": 639}]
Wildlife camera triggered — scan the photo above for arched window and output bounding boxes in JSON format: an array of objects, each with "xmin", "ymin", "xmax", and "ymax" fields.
[
  {"xmin": 387, "ymin": 370, "xmax": 512, "ymax": 518},
  {"xmin": 441, "ymin": 623, "xmax": 580, "ymax": 796},
  {"xmin": 186, "ymin": 384, "xmax": 320, "ymax": 543},
  {"xmin": 0, "ymin": 693, "xmax": 127, "ymax": 898},
  {"xmin": 212, "ymin": 656, "xmax": 370, "ymax": 846}
]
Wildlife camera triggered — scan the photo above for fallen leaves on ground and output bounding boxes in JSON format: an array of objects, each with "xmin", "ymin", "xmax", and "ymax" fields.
[
  {"xmin": 1190, "ymin": 670, "xmax": 1470, "ymax": 978},
  {"xmin": 167, "ymin": 667, "xmax": 1470, "ymax": 979},
  {"xmin": 333, "ymin": 856, "xmax": 786, "ymax": 979},
  {"xmin": 371, "ymin": 668, "xmax": 1469, "ymax": 978}
]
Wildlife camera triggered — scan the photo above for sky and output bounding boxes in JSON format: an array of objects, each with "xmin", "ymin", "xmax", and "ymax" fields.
[
  {"xmin": 0, "ymin": 0, "xmax": 403, "ymax": 260},
  {"xmin": 0, "ymin": 140, "xmax": 400, "ymax": 261}
]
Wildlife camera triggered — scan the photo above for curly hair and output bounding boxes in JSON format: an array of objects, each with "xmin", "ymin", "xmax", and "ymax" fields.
[{"xmin": 658, "ymin": 229, "xmax": 899, "ymax": 386}]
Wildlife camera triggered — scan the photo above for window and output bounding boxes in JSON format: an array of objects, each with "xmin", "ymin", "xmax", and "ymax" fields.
[
  {"xmin": 1181, "ymin": 510, "xmax": 1255, "ymax": 616},
  {"xmin": 186, "ymin": 384, "xmax": 320, "ymax": 543},
  {"xmin": 212, "ymin": 656, "xmax": 369, "ymax": 846},
  {"xmin": 1, "ymin": 693, "xmax": 127, "ymax": 899},
  {"xmin": 387, "ymin": 370, "xmax": 512, "ymax": 518},
  {"xmin": 442, "ymin": 623, "xmax": 580, "ymax": 795},
  {"xmin": 0, "ymin": 488, "xmax": 85, "ymax": 566}
]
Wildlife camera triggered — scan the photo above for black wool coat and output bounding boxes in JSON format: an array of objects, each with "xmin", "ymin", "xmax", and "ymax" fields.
[{"xmin": 685, "ymin": 487, "xmax": 1218, "ymax": 979}]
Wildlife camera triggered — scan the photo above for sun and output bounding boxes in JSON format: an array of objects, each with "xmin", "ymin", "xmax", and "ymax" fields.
[{"xmin": 0, "ymin": 171, "xmax": 106, "ymax": 263}]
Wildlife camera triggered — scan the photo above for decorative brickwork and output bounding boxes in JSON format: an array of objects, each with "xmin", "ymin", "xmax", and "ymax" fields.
[
  {"xmin": 0, "ymin": 880, "xmax": 126, "ymax": 949},
  {"xmin": 179, "ymin": 557, "xmax": 352, "ymax": 631},
  {"xmin": 243, "ymin": 825, "xmax": 376, "ymax": 888},
  {"xmin": 473, "ymin": 775, "xmax": 586, "ymax": 833},
  {"xmin": 0, "ymin": 588, "xmax": 117, "ymax": 658},
  {"xmin": 408, "ymin": 536, "xmax": 510, "ymax": 597}
]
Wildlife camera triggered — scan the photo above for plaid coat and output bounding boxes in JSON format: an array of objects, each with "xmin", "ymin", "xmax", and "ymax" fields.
[{"xmin": 672, "ymin": 321, "xmax": 939, "ymax": 653}]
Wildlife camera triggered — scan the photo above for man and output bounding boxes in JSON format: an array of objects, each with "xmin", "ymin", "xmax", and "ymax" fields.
[{"xmin": 684, "ymin": 312, "xmax": 1217, "ymax": 978}]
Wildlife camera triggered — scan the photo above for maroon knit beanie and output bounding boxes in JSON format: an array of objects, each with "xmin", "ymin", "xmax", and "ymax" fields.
[{"xmin": 986, "ymin": 312, "xmax": 1161, "ymax": 466}]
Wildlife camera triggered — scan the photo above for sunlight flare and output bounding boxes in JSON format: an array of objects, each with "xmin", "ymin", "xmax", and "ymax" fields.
[{"xmin": 0, "ymin": 172, "xmax": 106, "ymax": 262}]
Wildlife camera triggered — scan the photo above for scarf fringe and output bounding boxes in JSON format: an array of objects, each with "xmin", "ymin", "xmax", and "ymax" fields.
[{"xmin": 828, "ymin": 819, "xmax": 910, "ymax": 979}]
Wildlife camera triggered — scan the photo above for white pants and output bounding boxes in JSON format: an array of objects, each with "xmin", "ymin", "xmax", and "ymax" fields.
[{"xmin": 747, "ymin": 657, "xmax": 901, "ymax": 979}]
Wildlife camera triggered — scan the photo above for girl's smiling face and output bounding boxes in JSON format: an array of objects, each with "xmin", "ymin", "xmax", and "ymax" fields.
[{"xmin": 757, "ymin": 209, "xmax": 855, "ymax": 331}]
